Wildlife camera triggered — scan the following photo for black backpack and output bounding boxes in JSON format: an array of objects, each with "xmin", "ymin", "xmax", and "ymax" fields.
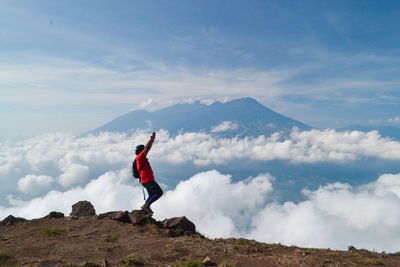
[{"xmin": 131, "ymin": 158, "xmax": 146, "ymax": 179}]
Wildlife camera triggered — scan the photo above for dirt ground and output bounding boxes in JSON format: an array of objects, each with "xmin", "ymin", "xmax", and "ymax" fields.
[{"xmin": 1, "ymin": 215, "xmax": 400, "ymax": 266}]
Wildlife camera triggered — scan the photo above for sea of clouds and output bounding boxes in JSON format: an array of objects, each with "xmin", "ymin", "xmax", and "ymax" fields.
[{"xmin": 1, "ymin": 129, "xmax": 400, "ymax": 252}]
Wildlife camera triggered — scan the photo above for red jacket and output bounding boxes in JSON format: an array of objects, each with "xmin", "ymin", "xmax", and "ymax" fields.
[{"xmin": 136, "ymin": 150, "xmax": 154, "ymax": 184}]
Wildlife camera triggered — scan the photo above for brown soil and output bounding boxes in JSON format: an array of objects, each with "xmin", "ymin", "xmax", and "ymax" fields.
[{"xmin": 1, "ymin": 215, "xmax": 399, "ymax": 267}]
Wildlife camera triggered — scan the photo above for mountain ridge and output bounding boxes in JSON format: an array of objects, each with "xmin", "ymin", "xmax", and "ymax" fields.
[{"xmin": 90, "ymin": 97, "xmax": 312, "ymax": 138}]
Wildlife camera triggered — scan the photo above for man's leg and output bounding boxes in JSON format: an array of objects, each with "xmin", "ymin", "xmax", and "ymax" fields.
[
  {"xmin": 145, "ymin": 181, "xmax": 163, "ymax": 205},
  {"xmin": 141, "ymin": 181, "xmax": 163, "ymax": 213}
]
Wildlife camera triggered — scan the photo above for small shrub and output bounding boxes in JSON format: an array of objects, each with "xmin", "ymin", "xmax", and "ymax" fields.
[
  {"xmin": 174, "ymin": 259, "xmax": 204, "ymax": 267},
  {"xmin": 104, "ymin": 234, "xmax": 119, "ymax": 242},
  {"xmin": 0, "ymin": 251, "xmax": 10, "ymax": 261},
  {"xmin": 101, "ymin": 243, "xmax": 119, "ymax": 252},
  {"xmin": 364, "ymin": 259, "xmax": 384, "ymax": 265},
  {"xmin": 42, "ymin": 226, "xmax": 65, "ymax": 236},
  {"xmin": 174, "ymin": 228, "xmax": 184, "ymax": 236},
  {"xmin": 121, "ymin": 253, "xmax": 144, "ymax": 267}
]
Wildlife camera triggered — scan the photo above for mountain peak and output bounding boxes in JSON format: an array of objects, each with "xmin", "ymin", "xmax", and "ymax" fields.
[
  {"xmin": 230, "ymin": 96, "xmax": 259, "ymax": 103},
  {"xmin": 90, "ymin": 97, "xmax": 312, "ymax": 137}
]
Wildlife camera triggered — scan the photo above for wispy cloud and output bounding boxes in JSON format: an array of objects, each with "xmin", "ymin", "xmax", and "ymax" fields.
[
  {"xmin": 389, "ymin": 117, "xmax": 400, "ymax": 124},
  {"xmin": 211, "ymin": 121, "xmax": 238, "ymax": 133},
  {"xmin": 0, "ymin": 55, "xmax": 298, "ymax": 111}
]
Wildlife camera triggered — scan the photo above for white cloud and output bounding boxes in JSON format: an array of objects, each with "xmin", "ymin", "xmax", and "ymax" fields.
[
  {"xmin": 0, "ymin": 57, "xmax": 294, "ymax": 110},
  {"xmin": 1, "ymin": 169, "xmax": 143, "ymax": 220},
  {"xmin": 211, "ymin": 121, "xmax": 238, "ymax": 133},
  {"xmin": 58, "ymin": 164, "xmax": 89, "ymax": 187},
  {"xmin": 154, "ymin": 129, "xmax": 400, "ymax": 165},
  {"xmin": 363, "ymin": 173, "xmax": 400, "ymax": 198},
  {"xmin": 154, "ymin": 170, "xmax": 273, "ymax": 237},
  {"xmin": 0, "ymin": 131, "xmax": 147, "ymax": 196},
  {"xmin": 1, "ymin": 129, "xmax": 400, "ymax": 198},
  {"xmin": 248, "ymin": 176, "xmax": 400, "ymax": 252},
  {"xmin": 18, "ymin": 174, "xmax": 54, "ymax": 195},
  {"xmin": 388, "ymin": 116, "xmax": 400, "ymax": 123},
  {"xmin": 2, "ymin": 169, "xmax": 400, "ymax": 252},
  {"xmin": 139, "ymin": 98, "xmax": 155, "ymax": 109}
]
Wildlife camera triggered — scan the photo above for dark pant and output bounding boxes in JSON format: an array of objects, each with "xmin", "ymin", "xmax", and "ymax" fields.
[{"xmin": 142, "ymin": 181, "xmax": 163, "ymax": 205}]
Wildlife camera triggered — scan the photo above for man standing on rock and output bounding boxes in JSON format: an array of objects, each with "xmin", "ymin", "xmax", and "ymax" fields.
[{"xmin": 135, "ymin": 132, "xmax": 163, "ymax": 214}]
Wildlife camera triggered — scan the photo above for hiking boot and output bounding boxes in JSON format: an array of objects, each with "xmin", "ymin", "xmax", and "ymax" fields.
[{"xmin": 141, "ymin": 203, "xmax": 153, "ymax": 214}]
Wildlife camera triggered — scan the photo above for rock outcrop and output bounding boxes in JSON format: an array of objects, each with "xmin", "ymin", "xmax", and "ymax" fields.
[
  {"xmin": 97, "ymin": 211, "xmax": 120, "ymax": 220},
  {"xmin": 111, "ymin": 211, "xmax": 131, "ymax": 223},
  {"xmin": 128, "ymin": 209, "xmax": 150, "ymax": 225},
  {"xmin": 161, "ymin": 216, "xmax": 196, "ymax": 235},
  {"xmin": 96, "ymin": 208, "xmax": 196, "ymax": 235},
  {"xmin": 348, "ymin": 245, "xmax": 357, "ymax": 252},
  {"xmin": 68, "ymin": 202, "xmax": 196, "ymax": 236},
  {"xmin": 70, "ymin": 201, "xmax": 96, "ymax": 217},
  {"xmin": 1, "ymin": 215, "xmax": 26, "ymax": 226},
  {"xmin": 45, "ymin": 211, "xmax": 65, "ymax": 219}
]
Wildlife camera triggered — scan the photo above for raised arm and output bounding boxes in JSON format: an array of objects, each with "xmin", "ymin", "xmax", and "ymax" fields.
[{"xmin": 143, "ymin": 132, "xmax": 156, "ymax": 156}]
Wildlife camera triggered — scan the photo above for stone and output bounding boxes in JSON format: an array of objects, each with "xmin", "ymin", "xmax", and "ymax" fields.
[
  {"xmin": 97, "ymin": 211, "xmax": 119, "ymax": 220},
  {"xmin": 45, "ymin": 211, "xmax": 64, "ymax": 219},
  {"xmin": 70, "ymin": 200, "xmax": 96, "ymax": 217},
  {"xmin": 348, "ymin": 245, "xmax": 357, "ymax": 252},
  {"xmin": 100, "ymin": 258, "xmax": 109, "ymax": 267},
  {"xmin": 129, "ymin": 209, "xmax": 150, "ymax": 225},
  {"xmin": 161, "ymin": 216, "xmax": 196, "ymax": 235},
  {"xmin": 39, "ymin": 260, "xmax": 63, "ymax": 267},
  {"xmin": 1, "ymin": 215, "xmax": 26, "ymax": 226},
  {"xmin": 111, "ymin": 211, "xmax": 131, "ymax": 223},
  {"xmin": 203, "ymin": 256, "xmax": 217, "ymax": 266}
]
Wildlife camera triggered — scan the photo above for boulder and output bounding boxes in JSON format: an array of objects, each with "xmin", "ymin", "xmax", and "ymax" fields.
[
  {"xmin": 129, "ymin": 209, "xmax": 150, "ymax": 225},
  {"xmin": 45, "ymin": 211, "xmax": 65, "ymax": 219},
  {"xmin": 161, "ymin": 216, "xmax": 196, "ymax": 235},
  {"xmin": 97, "ymin": 211, "xmax": 119, "ymax": 220},
  {"xmin": 1, "ymin": 215, "xmax": 26, "ymax": 226},
  {"xmin": 348, "ymin": 245, "xmax": 357, "ymax": 252},
  {"xmin": 111, "ymin": 211, "xmax": 131, "ymax": 223},
  {"xmin": 70, "ymin": 201, "xmax": 96, "ymax": 217}
]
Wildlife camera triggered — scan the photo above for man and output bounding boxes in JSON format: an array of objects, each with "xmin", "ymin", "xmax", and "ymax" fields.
[{"xmin": 135, "ymin": 132, "xmax": 163, "ymax": 214}]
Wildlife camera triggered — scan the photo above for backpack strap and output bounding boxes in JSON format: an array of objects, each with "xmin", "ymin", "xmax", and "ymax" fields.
[{"xmin": 136, "ymin": 157, "xmax": 147, "ymax": 200}]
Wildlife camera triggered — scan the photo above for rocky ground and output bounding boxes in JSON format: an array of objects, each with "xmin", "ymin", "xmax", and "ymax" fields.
[{"xmin": 1, "ymin": 202, "xmax": 400, "ymax": 267}]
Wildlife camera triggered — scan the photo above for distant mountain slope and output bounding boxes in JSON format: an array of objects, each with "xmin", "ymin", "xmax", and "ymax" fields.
[
  {"xmin": 90, "ymin": 97, "xmax": 312, "ymax": 137},
  {"xmin": 337, "ymin": 125, "xmax": 400, "ymax": 140}
]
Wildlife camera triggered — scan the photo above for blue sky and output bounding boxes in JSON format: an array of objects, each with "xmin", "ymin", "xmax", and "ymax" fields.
[{"xmin": 1, "ymin": 0, "xmax": 400, "ymax": 140}]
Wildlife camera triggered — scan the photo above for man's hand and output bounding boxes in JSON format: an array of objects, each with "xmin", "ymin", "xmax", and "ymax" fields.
[{"xmin": 143, "ymin": 132, "xmax": 156, "ymax": 156}]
